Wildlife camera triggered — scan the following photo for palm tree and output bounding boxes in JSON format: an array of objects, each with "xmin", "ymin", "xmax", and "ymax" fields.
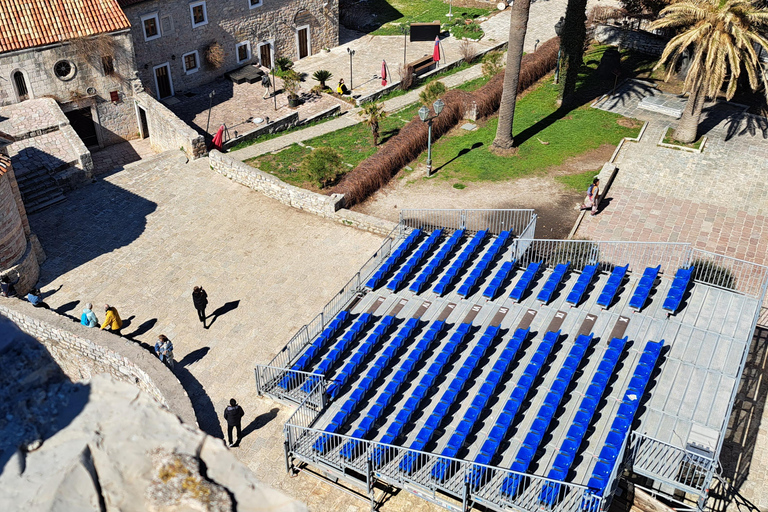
[
  {"xmin": 360, "ymin": 101, "xmax": 388, "ymax": 145},
  {"xmin": 492, "ymin": 0, "xmax": 532, "ymax": 150},
  {"xmin": 650, "ymin": 0, "xmax": 768, "ymax": 143}
]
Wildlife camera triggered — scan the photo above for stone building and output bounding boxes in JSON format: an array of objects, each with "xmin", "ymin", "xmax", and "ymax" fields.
[
  {"xmin": 0, "ymin": 0, "xmax": 141, "ymax": 149},
  {"xmin": 0, "ymin": 133, "xmax": 44, "ymax": 295},
  {"xmin": 119, "ymin": 0, "xmax": 339, "ymax": 99}
]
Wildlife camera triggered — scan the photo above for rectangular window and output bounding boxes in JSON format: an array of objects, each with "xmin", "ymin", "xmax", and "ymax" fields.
[
  {"xmin": 236, "ymin": 42, "xmax": 251, "ymax": 63},
  {"xmin": 102, "ymin": 55, "xmax": 115, "ymax": 76},
  {"xmin": 189, "ymin": 1, "xmax": 208, "ymax": 28},
  {"xmin": 249, "ymin": 0, "xmax": 262, "ymax": 8},
  {"xmin": 141, "ymin": 13, "xmax": 161, "ymax": 41},
  {"xmin": 183, "ymin": 51, "xmax": 199, "ymax": 74}
]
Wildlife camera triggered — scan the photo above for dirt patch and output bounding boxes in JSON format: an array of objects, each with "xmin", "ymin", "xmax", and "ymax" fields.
[
  {"xmin": 617, "ymin": 118, "xmax": 643, "ymax": 129},
  {"xmin": 353, "ymin": 143, "xmax": 618, "ymax": 239}
]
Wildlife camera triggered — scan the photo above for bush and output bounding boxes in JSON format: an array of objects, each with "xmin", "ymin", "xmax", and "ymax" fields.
[
  {"xmin": 282, "ymin": 70, "xmax": 301, "ymax": 98},
  {"xmin": 459, "ymin": 40, "xmax": 477, "ymax": 64},
  {"xmin": 419, "ymin": 81, "xmax": 447, "ymax": 107},
  {"xmin": 691, "ymin": 259, "xmax": 736, "ymax": 289},
  {"xmin": 300, "ymin": 147, "xmax": 345, "ymax": 188},
  {"xmin": 398, "ymin": 64, "xmax": 415, "ymax": 91},
  {"xmin": 482, "ymin": 51, "xmax": 504, "ymax": 78},
  {"xmin": 312, "ymin": 69, "xmax": 333, "ymax": 88},
  {"xmin": 204, "ymin": 42, "xmax": 225, "ymax": 69},
  {"xmin": 275, "ymin": 56, "xmax": 294, "ymax": 77}
]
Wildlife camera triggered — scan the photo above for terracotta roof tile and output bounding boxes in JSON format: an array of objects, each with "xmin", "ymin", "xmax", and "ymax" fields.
[
  {"xmin": 0, "ymin": 0, "xmax": 131, "ymax": 53},
  {"xmin": 116, "ymin": 0, "xmax": 148, "ymax": 7},
  {"xmin": 0, "ymin": 154, "xmax": 11, "ymax": 176}
]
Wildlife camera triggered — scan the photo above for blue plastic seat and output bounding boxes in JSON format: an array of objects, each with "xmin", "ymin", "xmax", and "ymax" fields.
[
  {"xmin": 509, "ymin": 261, "xmax": 543, "ymax": 301},
  {"xmin": 537, "ymin": 262, "xmax": 571, "ymax": 304},
  {"xmin": 596, "ymin": 264, "xmax": 629, "ymax": 308}
]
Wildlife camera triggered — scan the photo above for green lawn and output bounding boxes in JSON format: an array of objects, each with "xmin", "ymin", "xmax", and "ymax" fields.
[
  {"xmin": 245, "ymin": 104, "xmax": 422, "ymax": 189},
  {"xmin": 555, "ymin": 170, "xmax": 599, "ymax": 193},
  {"xmin": 367, "ymin": 0, "xmax": 491, "ymax": 38}
]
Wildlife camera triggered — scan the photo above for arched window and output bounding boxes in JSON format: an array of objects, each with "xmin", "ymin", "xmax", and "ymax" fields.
[{"xmin": 13, "ymin": 71, "xmax": 29, "ymax": 101}]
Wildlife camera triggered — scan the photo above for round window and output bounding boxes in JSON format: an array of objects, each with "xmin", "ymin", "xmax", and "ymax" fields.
[{"xmin": 53, "ymin": 60, "xmax": 76, "ymax": 81}]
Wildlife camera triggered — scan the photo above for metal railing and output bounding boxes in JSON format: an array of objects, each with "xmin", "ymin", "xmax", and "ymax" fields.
[
  {"xmin": 254, "ymin": 365, "xmax": 328, "ymax": 403},
  {"xmin": 513, "ymin": 239, "xmax": 692, "ymax": 275},
  {"xmin": 399, "ymin": 209, "xmax": 537, "ymax": 236},
  {"xmin": 628, "ymin": 432, "xmax": 715, "ymax": 495},
  {"xmin": 688, "ymin": 248, "xmax": 768, "ymax": 300},
  {"xmin": 285, "ymin": 423, "xmax": 602, "ymax": 512},
  {"xmin": 284, "ymin": 378, "xmax": 327, "ymax": 431}
]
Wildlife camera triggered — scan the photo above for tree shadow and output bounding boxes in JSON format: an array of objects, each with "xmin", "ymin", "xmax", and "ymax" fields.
[
  {"xmin": 724, "ymin": 112, "xmax": 768, "ymax": 142},
  {"xmin": 178, "ymin": 347, "xmax": 210, "ymax": 367},
  {"xmin": 240, "ymin": 407, "xmax": 279, "ymax": 439},
  {"xmin": 206, "ymin": 300, "xmax": 240, "ymax": 329},
  {"xmin": 697, "ymin": 101, "xmax": 747, "ymax": 137},
  {"xmin": 433, "ymin": 142, "xmax": 483, "ymax": 172},
  {"xmin": 380, "ymin": 128, "xmax": 401, "ymax": 145},
  {"xmin": 707, "ymin": 323, "xmax": 768, "ymax": 512}
]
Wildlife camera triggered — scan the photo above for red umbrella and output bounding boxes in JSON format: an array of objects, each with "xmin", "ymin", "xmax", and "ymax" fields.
[
  {"xmin": 211, "ymin": 125, "xmax": 224, "ymax": 152},
  {"xmin": 432, "ymin": 36, "xmax": 441, "ymax": 63},
  {"xmin": 381, "ymin": 59, "xmax": 387, "ymax": 86}
]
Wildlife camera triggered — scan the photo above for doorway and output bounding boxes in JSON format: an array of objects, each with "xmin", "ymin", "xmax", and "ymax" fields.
[
  {"xmin": 65, "ymin": 107, "xmax": 99, "ymax": 148},
  {"xmin": 297, "ymin": 26, "xmax": 310, "ymax": 60},
  {"xmin": 258, "ymin": 42, "xmax": 272, "ymax": 69},
  {"xmin": 153, "ymin": 63, "xmax": 174, "ymax": 99}
]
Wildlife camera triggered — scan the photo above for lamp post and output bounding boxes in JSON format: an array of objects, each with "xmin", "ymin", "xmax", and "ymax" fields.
[
  {"xmin": 347, "ymin": 47, "xmax": 355, "ymax": 90},
  {"xmin": 447, "ymin": 0, "xmax": 453, "ymax": 17},
  {"xmin": 554, "ymin": 17, "xmax": 564, "ymax": 84},
  {"xmin": 205, "ymin": 90, "xmax": 215, "ymax": 135},
  {"xmin": 400, "ymin": 25, "xmax": 408, "ymax": 68},
  {"xmin": 418, "ymin": 98, "xmax": 445, "ymax": 176}
]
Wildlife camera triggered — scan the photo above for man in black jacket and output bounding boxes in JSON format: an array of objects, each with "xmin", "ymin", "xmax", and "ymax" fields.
[
  {"xmin": 224, "ymin": 398, "xmax": 245, "ymax": 447},
  {"xmin": 192, "ymin": 286, "xmax": 208, "ymax": 328}
]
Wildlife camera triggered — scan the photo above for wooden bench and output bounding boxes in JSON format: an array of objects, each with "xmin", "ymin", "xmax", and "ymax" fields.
[{"xmin": 410, "ymin": 55, "xmax": 435, "ymax": 76}]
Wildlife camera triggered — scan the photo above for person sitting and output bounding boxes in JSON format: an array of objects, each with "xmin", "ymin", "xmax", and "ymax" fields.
[
  {"xmin": 0, "ymin": 272, "xmax": 19, "ymax": 298},
  {"xmin": 26, "ymin": 288, "xmax": 49, "ymax": 309},
  {"xmin": 336, "ymin": 78, "xmax": 349, "ymax": 95}
]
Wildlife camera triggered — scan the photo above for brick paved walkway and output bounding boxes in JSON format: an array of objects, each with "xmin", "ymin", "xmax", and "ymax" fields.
[
  {"xmin": 25, "ymin": 153, "xmax": 448, "ymax": 511},
  {"xmin": 579, "ymin": 84, "xmax": 768, "ymax": 511}
]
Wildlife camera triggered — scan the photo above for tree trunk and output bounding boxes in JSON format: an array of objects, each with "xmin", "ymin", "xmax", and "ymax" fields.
[
  {"xmin": 673, "ymin": 86, "xmax": 706, "ymax": 143},
  {"xmin": 558, "ymin": 0, "xmax": 588, "ymax": 106},
  {"xmin": 492, "ymin": 0, "xmax": 532, "ymax": 150}
]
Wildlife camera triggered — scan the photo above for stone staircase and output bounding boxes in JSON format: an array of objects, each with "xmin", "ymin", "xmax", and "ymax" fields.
[{"xmin": 16, "ymin": 167, "xmax": 66, "ymax": 214}]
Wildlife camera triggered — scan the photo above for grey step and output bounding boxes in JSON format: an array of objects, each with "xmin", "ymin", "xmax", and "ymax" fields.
[{"xmin": 25, "ymin": 193, "xmax": 66, "ymax": 214}]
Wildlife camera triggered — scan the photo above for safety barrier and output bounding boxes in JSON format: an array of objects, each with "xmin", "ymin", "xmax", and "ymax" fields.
[{"xmin": 399, "ymin": 209, "xmax": 537, "ymax": 237}]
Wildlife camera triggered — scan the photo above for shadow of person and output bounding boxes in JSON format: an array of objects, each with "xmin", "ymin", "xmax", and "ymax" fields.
[
  {"xmin": 55, "ymin": 300, "xmax": 80, "ymax": 321},
  {"xmin": 240, "ymin": 407, "xmax": 280, "ymax": 440},
  {"xmin": 206, "ymin": 300, "xmax": 240, "ymax": 329},
  {"xmin": 178, "ymin": 347, "xmax": 210, "ymax": 367},
  {"xmin": 125, "ymin": 318, "xmax": 157, "ymax": 339},
  {"xmin": 41, "ymin": 285, "xmax": 63, "ymax": 299},
  {"xmin": 120, "ymin": 315, "xmax": 136, "ymax": 330}
]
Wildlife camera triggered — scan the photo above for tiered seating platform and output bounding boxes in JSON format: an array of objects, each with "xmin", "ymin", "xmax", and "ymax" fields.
[{"xmin": 264, "ymin": 220, "xmax": 766, "ymax": 512}]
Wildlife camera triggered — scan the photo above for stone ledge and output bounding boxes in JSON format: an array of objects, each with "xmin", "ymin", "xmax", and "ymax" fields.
[{"xmin": 0, "ymin": 298, "xmax": 197, "ymax": 425}]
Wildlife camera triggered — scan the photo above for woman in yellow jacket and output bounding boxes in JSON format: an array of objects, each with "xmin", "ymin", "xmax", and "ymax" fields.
[{"xmin": 101, "ymin": 304, "xmax": 123, "ymax": 335}]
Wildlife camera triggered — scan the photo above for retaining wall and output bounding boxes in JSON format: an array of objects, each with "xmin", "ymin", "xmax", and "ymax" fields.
[
  {"xmin": 135, "ymin": 92, "xmax": 206, "ymax": 160},
  {"xmin": 0, "ymin": 298, "xmax": 197, "ymax": 425},
  {"xmin": 594, "ymin": 24, "xmax": 666, "ymax": 56}
]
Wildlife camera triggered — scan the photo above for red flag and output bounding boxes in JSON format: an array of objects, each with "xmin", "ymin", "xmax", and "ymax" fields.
[
  {"xmin": 381, "ymin": 59, "xmax": 387, "ymax": 86},
  {"xmin": 211, "ymin": 125, "xmax": 224, "ymax": 151},
  {"xmin": 432, "ymin": 36, "xmax": 440, "ymax": 62}
]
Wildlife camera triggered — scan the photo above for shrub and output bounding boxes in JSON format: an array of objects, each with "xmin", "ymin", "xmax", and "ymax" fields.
[
  {"xmin": 691, "ymin": 259, "xmax": 736, "ymax": 289},
  {"xmin": 300, "ymin": 147, "xmax": 345, "ymax": 188},
  {"xmin": 276, "ymin": 56, "xmax": 294, "ymax": 72},
  {"xmin": 333, "ymin": 37, "xmax": 560, "ymax": 206},
  {"xmin": 204, "ymin": 42, "xmax": 225, "ymax": 69},
  {"xmin": 482, "ymin": 51, "xmax": 504, "ymax": 78},
  {"xmin": 282, "ymin": 70, "xmax": 301, "ymax": 98},
  {"xmin": 398, "ymin": 64, "xmax": 415, "ymax": 91},
  {"xmin": 419, "ymin": 81, "xmax": 447, "ymax": 107},
  {"xmin": 360, "ymin": 101, "xmax": 387, "ymax": 145},
  {"xmin": 312, "ymin": 69, "xmax": 333, "ymax": 88},
  {"xmin": 459, "ymin": 40, "xmax": 477, "ymax": 64}
]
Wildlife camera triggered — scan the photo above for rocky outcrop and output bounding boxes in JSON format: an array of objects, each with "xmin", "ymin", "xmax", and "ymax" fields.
[{"xmin": 0, "ymin": 316, "xmax": 306, "ymax": 512}]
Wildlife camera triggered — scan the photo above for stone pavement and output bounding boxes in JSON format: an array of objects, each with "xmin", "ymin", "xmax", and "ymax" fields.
[
  {"xmin": 579, "ymin": 84, "xmax": 768, "ymax": 510},
  {"xmin": 24, "ymin": 152, "xmax": 450, "ymax": 511},
  {"xmin": 90, "ymin": 138, "xmax": 157, "ymax": 175}
]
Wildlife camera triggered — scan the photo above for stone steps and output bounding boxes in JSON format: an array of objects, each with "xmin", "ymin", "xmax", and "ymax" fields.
[{"xmin": 16, "ymin": 167, "xmax": 66, "ymax": 214}]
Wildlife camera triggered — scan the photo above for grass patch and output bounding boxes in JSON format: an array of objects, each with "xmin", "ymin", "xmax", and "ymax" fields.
[
  {"xmin": 661, "ymin": 127, "xmax": 705, "ymax": 151},
  {"xmin": 245, "ymin": 104, "xmax": 421, "ymax": 188},
  {"xmin": 455, "ymin": 74, "xmax": 491, "ymax": 92},
  {"xmin": 555, "ymin": 170, "xmax": 599, "ymax": 193},
  {"xmin": 375, "ymin": 62, "xmax": 472, "ymax": 103},
  {"xmin": 366, "ymin": 0, "xmax": 490, "ymax": 36},
  {"xmin": 452, "ymin": 183, "xmax": 466, "ymax": 189}
]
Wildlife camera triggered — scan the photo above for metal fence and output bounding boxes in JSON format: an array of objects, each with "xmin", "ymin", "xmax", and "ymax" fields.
[
  {"xmin": 254, "ymin": 365, "xmax": 328, "ymax": 404},
  {"xmin": 688, "ymin": 248, "xmax": 768, "ymax": 300},
  {"xmin": 399, "ymin": 209, "xmax": 537, "ymax": 237},
  {"xmin": 628, "ymin": 432, "xmax": 715, "ymax": 495},
  {"xmin": 285, "ymin": 423, "xmax": 602, "ymax": 512},
  {"xmin": 284, "ymin": 379, "xmax": 328, "ymax": 430}
]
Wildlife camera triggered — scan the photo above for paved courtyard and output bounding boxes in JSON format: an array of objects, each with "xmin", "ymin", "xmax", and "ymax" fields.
[
  {"xmin": 578, "ymin": 82, "xmax": 768, "ymax": 510},
  {"xmin": 25, "ymin": 151, "xmax": 453, "ymax": 511}
]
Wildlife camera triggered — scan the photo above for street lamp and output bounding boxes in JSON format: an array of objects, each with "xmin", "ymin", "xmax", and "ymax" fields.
[
  {"xmin": 347, "ymin": 47, "xmax": 356, "ymax": 90},
  {"xmin": 447, "ymin": 0, "xmax": 453, "ymax": 17},
  {"xmin": 554, "ymin": 17, "xmax": 564, "ymax": 84},
  {"xmin": 400, "ymin": 25, "xmax": 408, "ymax": 68},
  {"xmin": 418, "ymin": 98, "xmax": 445, "ymax": 176}
]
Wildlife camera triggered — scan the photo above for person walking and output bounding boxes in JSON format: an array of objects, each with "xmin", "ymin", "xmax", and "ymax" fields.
[
  {"xmin": 223, "ymin": 398, "xmax": 245, "ymax": 447},
  {"xmin": 261, "ymin": 73, "xmax": 272, "ymax": 99},
  {"xmin": 582, "ymin": 177, "xmax": 600, "ymax": 216},
  {"xmin": 192, "ymin": 286, "xmax": 208, "ymax": 328},
  {"xmin": 81, "ymin": 303, "xmax": 99, "ymax": 327},
  {"xmin": 101, "ymin": 304, "xmax": 123, "ymax": 335}
]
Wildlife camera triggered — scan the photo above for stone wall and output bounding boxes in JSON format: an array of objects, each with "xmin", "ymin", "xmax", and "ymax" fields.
[
  {"xmin": 0, "ymin": 31, "xmax": 140, "ymax": 148},
  {"xmin": 224, "ymin": 112, "xmax": 299, "ymax": 150},
  {"xmin": 0, "ymin": 169, "xmax": 26, "ymax": 268},
  {"xmin": 594, "ymin": 24, "xmax": 666, "ymax": 56},
  {"xmin": 0, "ymin": 298, "xmax": 197, "ymax": 425},
  {"xmin": 123, "ymin": 0, "xmax": 339, "ymax": 97},
  {"xmin": 135, "ymin": 91, "xmax": 206, "ymax": 159},
  {"xmin": 209, "ymin": 150, "xmax": 397, "ymax": 236}
]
